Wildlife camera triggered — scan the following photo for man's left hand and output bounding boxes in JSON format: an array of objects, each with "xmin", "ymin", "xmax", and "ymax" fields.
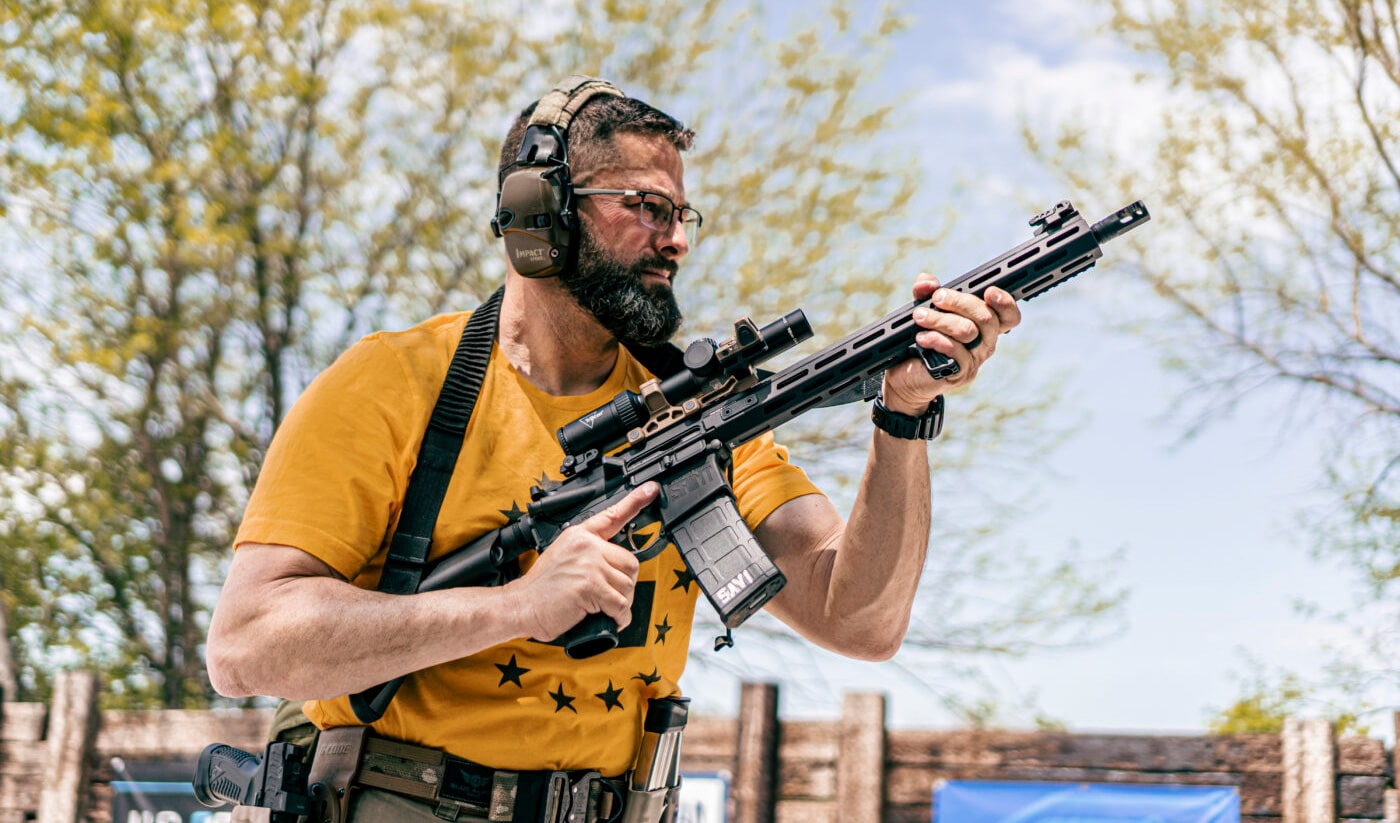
[{"xmin": 881, "ymin": 273, "xmax": 1022, "ymax": 415}]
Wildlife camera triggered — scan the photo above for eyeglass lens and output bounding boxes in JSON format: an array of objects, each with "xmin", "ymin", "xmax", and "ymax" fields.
[{"xmin": 638, "ymin": 193, "xmax": 701, "ymax": 245}]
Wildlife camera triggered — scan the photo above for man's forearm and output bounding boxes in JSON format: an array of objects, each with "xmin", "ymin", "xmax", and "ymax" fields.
[
  {"xmin": 206, "ymin": 545, "xmax": 529, "ymax": 700},
  {"xmin": 824, "ymin": 430, "xmax": 932, "ymax": 648}
]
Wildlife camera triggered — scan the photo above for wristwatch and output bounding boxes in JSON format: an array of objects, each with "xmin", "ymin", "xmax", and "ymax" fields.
[{"xmin": 871, "ymin": 392, "xmax": 944, "ymax": 440}]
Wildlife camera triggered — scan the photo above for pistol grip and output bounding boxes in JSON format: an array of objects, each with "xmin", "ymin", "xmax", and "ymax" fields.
[{"xmin": 562, "ymin": 612, "xmax": 620, "ymax": 659}]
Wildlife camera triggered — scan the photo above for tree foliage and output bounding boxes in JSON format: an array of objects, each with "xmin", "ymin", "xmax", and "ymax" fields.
[
  {"xmin": 1033, "ymin": 0, "xmax": 1400, "ymax": 714},
  {"xmin": 1208, "ymin": 670, "xmax": 1365, "ymax": 736},
  {"xmin": 0, "ymin": 0, "xmax": 1122, "ymax": 712},
  {"xmin": 1043, "ymin": 0, "xmax": 1399, "ymax": 511},
  {"xmin": 0, "ymin": 0, "xmax": 528, "ymax": 707}
]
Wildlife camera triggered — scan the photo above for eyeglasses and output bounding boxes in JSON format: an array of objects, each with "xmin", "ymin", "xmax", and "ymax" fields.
[{"xmin": 573, "ymin": 188, "xmax": 703, "ymax": 246}]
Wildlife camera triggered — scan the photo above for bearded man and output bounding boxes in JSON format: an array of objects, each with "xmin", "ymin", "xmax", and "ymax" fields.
[{"xmin": 205, "ymin": 76, "xmax": 1018, "ymax": 822}]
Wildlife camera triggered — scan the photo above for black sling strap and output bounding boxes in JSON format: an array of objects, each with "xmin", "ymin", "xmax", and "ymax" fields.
[
  {"xmin": 376, "ymin": 287, "xmax": 503, "ymax": 594},
  {"xmin": 376, "ymin": 286, "xmax": 684, "ymax": 596}
]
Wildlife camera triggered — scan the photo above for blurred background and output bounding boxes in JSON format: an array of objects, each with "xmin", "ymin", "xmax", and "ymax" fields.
[{"xmin": 0, "ymin": 0, "xmax": 1395, "ymax": 740}]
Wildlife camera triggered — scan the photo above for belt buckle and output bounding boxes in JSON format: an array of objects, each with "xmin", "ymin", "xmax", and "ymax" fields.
[
  {"xmin": 565, "ymin": 771, "xmax": 602, "ymax": 823},
  {"xmin": 540, "ymin": 771, "xmax": 570, "ymax": 823}
]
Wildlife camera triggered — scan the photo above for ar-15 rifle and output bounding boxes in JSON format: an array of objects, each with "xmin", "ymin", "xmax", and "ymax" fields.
[{"xmin": 350, "ymin": 199, "xmax": 1150, "ymax": 723}]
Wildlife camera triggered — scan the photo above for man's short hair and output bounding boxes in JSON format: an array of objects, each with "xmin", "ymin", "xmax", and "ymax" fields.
[{"xmin": 497, "ymin": 91, "xmax": 695, "ymax": 182}]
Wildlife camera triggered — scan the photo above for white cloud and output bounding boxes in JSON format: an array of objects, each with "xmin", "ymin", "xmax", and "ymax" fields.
[{"xmin": 911, "ymin": 40, "xmax": 1172, "ymax": 164}]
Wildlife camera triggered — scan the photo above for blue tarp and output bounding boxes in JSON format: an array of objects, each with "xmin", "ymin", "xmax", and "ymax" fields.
[{"xmin": 933, "ymin": 780, "xmax": 1240, "ymax": 822}]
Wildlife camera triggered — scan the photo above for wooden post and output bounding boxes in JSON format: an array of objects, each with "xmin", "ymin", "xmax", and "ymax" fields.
[
  {"xmin": 1390, "ymin": 713, "xmax": 1400, "ymax": 823},
  {"xmin": 37, "ymin": 670, "xmax": 100, "ymax": 823},
  {"xmin": 0, "ymin": 598, "xmax": 18, "ymax": 704},
  {"xmin": 1282, "ymin": 716, "xmax": 1336, "ymax": 823},
  {"xmin": 837, "ymin": 692, "xmax": 886, "ymax": 823},
  {"xmin": 733, "ymin": 682, "xmax": 780, "ymax": 823}
]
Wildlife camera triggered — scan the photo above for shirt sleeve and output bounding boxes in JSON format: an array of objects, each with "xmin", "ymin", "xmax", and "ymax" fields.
[
  {"xmin": 234, "ymin": 334, "xmax": 428, "ymax": 581},
  {"xmin": 730, "ymin": 432, "xmax": 824, "ymax": 529}
]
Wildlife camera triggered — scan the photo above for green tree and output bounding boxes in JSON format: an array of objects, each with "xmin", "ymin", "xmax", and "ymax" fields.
[
  {"xmin": 1208, "ymin": 670, "xmax": 1364, "ymax": 736},
  {"xmin": 0, "ymin": 0, "xmax": 533, "ymax": 707},
  {"xmin": 0, "ymin": 0, "xmax": 1122, "ymax": 712},
  {"xmin": 1032, "ymin": 0, "xmax": 1400, "ymax": 712}
]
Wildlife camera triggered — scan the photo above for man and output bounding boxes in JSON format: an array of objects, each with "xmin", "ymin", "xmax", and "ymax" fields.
[{"xmin": 205, "ymin": 77, "xmax": 1019, "ymax": 821}]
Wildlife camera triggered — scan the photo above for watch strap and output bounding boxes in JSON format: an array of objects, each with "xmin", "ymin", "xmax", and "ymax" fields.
[{"xmin": 871, "ymin": 392, "xmax": 944, "ymax": 440}]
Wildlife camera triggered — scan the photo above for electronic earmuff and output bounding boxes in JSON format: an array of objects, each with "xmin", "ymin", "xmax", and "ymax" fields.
[{"xmin": 491, "ymin": 76, "xmax": 625, "ymax": 278}]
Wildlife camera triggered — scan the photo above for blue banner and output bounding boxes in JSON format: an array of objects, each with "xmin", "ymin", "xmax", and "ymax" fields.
[
  {"xmin": 111, "ymin": 780, "xmax": 229, "ymax": 823},
  {"xmin": 933, "ymin": 780, "xmax": 1240, "ymax": 822}
]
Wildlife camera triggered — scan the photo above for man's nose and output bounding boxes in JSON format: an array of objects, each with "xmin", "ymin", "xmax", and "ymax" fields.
[{"xmin": 655, "ymin": 214, "xmax": 689, "ymax": 260}]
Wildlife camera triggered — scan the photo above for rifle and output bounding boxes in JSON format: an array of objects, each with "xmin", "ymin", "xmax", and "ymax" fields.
[{"xmin": 349, "ymin": 199, "xmax": 1150, "ymax": 722}]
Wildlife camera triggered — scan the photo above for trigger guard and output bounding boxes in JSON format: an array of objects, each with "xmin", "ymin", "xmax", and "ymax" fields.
[{"xmin": 623, "ymin": 521, "xmax": 670, "ymax": 562}]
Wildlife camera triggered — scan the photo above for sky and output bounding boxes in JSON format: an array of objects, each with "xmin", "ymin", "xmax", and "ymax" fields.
[{"xmin": 683, "ymin": 0, "xmax": 1363, "ymax": 735}]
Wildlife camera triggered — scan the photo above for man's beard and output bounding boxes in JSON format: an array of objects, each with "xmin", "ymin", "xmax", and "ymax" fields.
[{"xmin": 560, "ymin": 227, "xmax": 684, "ymax": 348}]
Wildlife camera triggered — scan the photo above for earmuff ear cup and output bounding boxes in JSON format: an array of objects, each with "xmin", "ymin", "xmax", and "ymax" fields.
[
  {"xmin": 498, "ymin": 165, "xmax": 573, "ymax": 278},
  {"xmin": 496, "ymin": 77, "xmax": 625, "ymax": 278}
]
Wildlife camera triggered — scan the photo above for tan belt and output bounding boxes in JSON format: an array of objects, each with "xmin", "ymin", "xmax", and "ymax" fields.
[{"xmin": 308, "ymin": 727, "xmax": 626, "ymax": 823}]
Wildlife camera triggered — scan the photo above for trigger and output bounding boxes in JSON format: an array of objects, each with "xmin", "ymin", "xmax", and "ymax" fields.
[{"xmin": 621, "ymin": 522, "xmax": 642, "ymax": 552}]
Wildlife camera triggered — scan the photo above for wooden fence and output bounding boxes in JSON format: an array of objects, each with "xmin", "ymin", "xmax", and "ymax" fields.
[{"xmin": 1, "ymin": 673, "xmax": 1396, "ymax": 822}]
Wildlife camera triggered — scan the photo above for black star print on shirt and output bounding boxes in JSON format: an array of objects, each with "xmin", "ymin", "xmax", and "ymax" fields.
[
  {"xmin": 495, "ymin": 654, "xmax": 530, "ymax": 688},
  {"xmin": 633, "ymin": 667, "xmax": 662, "ymax": 686},
  {"xmin": 595, "ymin": 681, "xmax": 624, "ymax": 711},
  {"xmin": 498, "ymin": 501, "xmax": 527, "ymax": 524},
  {"xmin": 654, "ymin": 615, "xmax": 672, "ymax": 645},
  {"xmin": 671, "ymin": 568, "xmax": 695, "ymax": 593},
  {"xmin": 549, "ymin": 684, "xmax": 577, "ymax": 714}
]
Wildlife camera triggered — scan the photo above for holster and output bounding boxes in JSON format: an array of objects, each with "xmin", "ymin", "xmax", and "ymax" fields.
[
  {"xmin": 304, "ymin": 725, "xmax": 370, "ymax": 823},
  {"xmin": 617, "ymin": 786, "xmax": 667, "ymax": 823}
]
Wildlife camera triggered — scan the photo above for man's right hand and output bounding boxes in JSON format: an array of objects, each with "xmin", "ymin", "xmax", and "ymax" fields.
[{"xmin": 508, "ymin": 481, "xmax": 660, "ymax": 643}]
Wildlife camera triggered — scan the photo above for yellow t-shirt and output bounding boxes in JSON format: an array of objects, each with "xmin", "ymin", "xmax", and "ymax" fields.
[{"xmin": 234, "ymin": 309, "xmax": 821, "ymax": 775}]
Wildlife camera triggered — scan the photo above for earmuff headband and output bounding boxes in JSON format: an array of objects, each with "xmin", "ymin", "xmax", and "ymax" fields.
[{"xmin": 529, "ymin": 75, "xmax": 625, "ymax": 136}]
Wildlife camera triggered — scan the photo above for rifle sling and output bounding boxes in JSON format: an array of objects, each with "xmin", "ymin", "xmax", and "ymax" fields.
[{"xmin": 377, "ymin": 286, "xmax": 685, "ymax": 596}]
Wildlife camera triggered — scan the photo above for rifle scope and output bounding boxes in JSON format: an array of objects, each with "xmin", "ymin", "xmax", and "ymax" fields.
[{"xmin": 558, "ymin": 309, "xmax": 811, "ymax": 459}]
